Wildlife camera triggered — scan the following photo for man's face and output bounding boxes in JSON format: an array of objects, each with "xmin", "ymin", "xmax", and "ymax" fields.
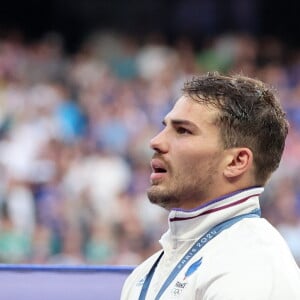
[{"xmin": 147, "ymin": 95, "xmax": 226, "ymax": 210}]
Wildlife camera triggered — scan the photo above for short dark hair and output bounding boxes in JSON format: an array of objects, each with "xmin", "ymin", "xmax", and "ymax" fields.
[{"xmin": 182, "ymin": 72, "xmax": 289, "ymax": 185}]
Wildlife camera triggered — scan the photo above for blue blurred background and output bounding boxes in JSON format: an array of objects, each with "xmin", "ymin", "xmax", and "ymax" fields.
[{"xmin": 0, "ymin": 0, "xmax": 299, "ymax": 266}]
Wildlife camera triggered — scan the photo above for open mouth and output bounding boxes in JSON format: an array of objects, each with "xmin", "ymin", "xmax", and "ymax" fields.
[
  {"xmin": 151, "ymin": 158, "xmax": 167, "ymax": 180},
  {"xmin": 153, "ymin": 167, "xmax": 167, "ymax": 174},
  {"xmin": 151, "ymin": 159, "xmax": 168, "ymax": 176}
]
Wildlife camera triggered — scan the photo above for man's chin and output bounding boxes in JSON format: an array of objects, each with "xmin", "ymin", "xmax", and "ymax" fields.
[{"xmin": 147, "ymin": 187, "xmax": 176, "ymax": 210}]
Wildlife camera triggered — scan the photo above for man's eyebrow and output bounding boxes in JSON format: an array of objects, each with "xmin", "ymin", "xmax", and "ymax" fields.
[{"xmin": 163, "ymin": 118, "xmax": 198, "ymax": 129}]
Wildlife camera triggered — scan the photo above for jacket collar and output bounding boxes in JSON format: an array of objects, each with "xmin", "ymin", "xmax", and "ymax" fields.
[{"xmin": 160, "ymin": 187, "xmax": 264, "ymax": 250}]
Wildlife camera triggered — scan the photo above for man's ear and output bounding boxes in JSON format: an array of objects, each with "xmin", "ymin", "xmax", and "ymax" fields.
[{"xmin": 223, "ymin": 148, "xmax": 253, "ymax": 179}]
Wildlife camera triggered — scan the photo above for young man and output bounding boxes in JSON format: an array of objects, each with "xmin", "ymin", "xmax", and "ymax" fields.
[{"xmin": 121, "ymin": 73, "xmax": 300, "ymax": 299}]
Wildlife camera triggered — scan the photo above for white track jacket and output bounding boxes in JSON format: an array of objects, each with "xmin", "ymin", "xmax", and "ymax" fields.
[{"xmin": 121, "ymin": 187, "xmax": 300, "ymax": 299}]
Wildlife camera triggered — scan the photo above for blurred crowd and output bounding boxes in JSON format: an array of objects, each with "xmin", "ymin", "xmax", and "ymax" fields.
[{"xmin": 0, "ymin": 30, "xmax": 299, "ymax": 266}]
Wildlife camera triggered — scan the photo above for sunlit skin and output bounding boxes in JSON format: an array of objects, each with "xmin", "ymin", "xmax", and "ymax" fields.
[{"xmin": 147, "ymin": 95, "xmax": 254, "ymax": 210}]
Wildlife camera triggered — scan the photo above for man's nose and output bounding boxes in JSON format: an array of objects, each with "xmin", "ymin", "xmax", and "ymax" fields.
[{"xmin": 150, "ymin": 130, "xmax": 168, "ymax": 154}]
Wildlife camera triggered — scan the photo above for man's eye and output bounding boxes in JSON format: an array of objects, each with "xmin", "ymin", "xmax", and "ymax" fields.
[{"xmin": 176, "ymin": 127, "xmax": 191, "ymax": 134}]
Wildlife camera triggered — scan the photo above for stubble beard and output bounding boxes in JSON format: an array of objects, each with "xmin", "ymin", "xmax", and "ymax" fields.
[
  {"xmin": 147, "ymin": 184, "xmax": 181, "ymax": 210},
  {"xmin": 147, "ymin": 161, "xmax": 218, "ymax": 210}
]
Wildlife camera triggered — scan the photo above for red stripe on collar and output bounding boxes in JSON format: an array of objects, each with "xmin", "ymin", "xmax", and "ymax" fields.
[{"xmin": 169, "ymin": 194, "xmax": 260, "ymax": 222}]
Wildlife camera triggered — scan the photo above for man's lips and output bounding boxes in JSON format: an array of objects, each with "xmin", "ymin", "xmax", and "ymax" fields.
[
  {"xmin": 150, "ymin": 158, "xmax": 168, "ymax": 181},
  {"xmin": 151, "ymin": 158, "xmax": 167, "ymax": 173}
]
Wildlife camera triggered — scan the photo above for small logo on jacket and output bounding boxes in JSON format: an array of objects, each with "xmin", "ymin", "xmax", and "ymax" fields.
[
  {"xmin": 170, "ymin": 257, "xmax": 203, "ymax": 297},
  {"xmin": 136, "ymin": 277, "xmax": 145, "ymax": 287}
]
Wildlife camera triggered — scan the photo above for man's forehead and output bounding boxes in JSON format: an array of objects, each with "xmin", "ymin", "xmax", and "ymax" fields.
[{"xmin": 165, "ymin": 96, "xmax": 219, "ymax": 123}]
